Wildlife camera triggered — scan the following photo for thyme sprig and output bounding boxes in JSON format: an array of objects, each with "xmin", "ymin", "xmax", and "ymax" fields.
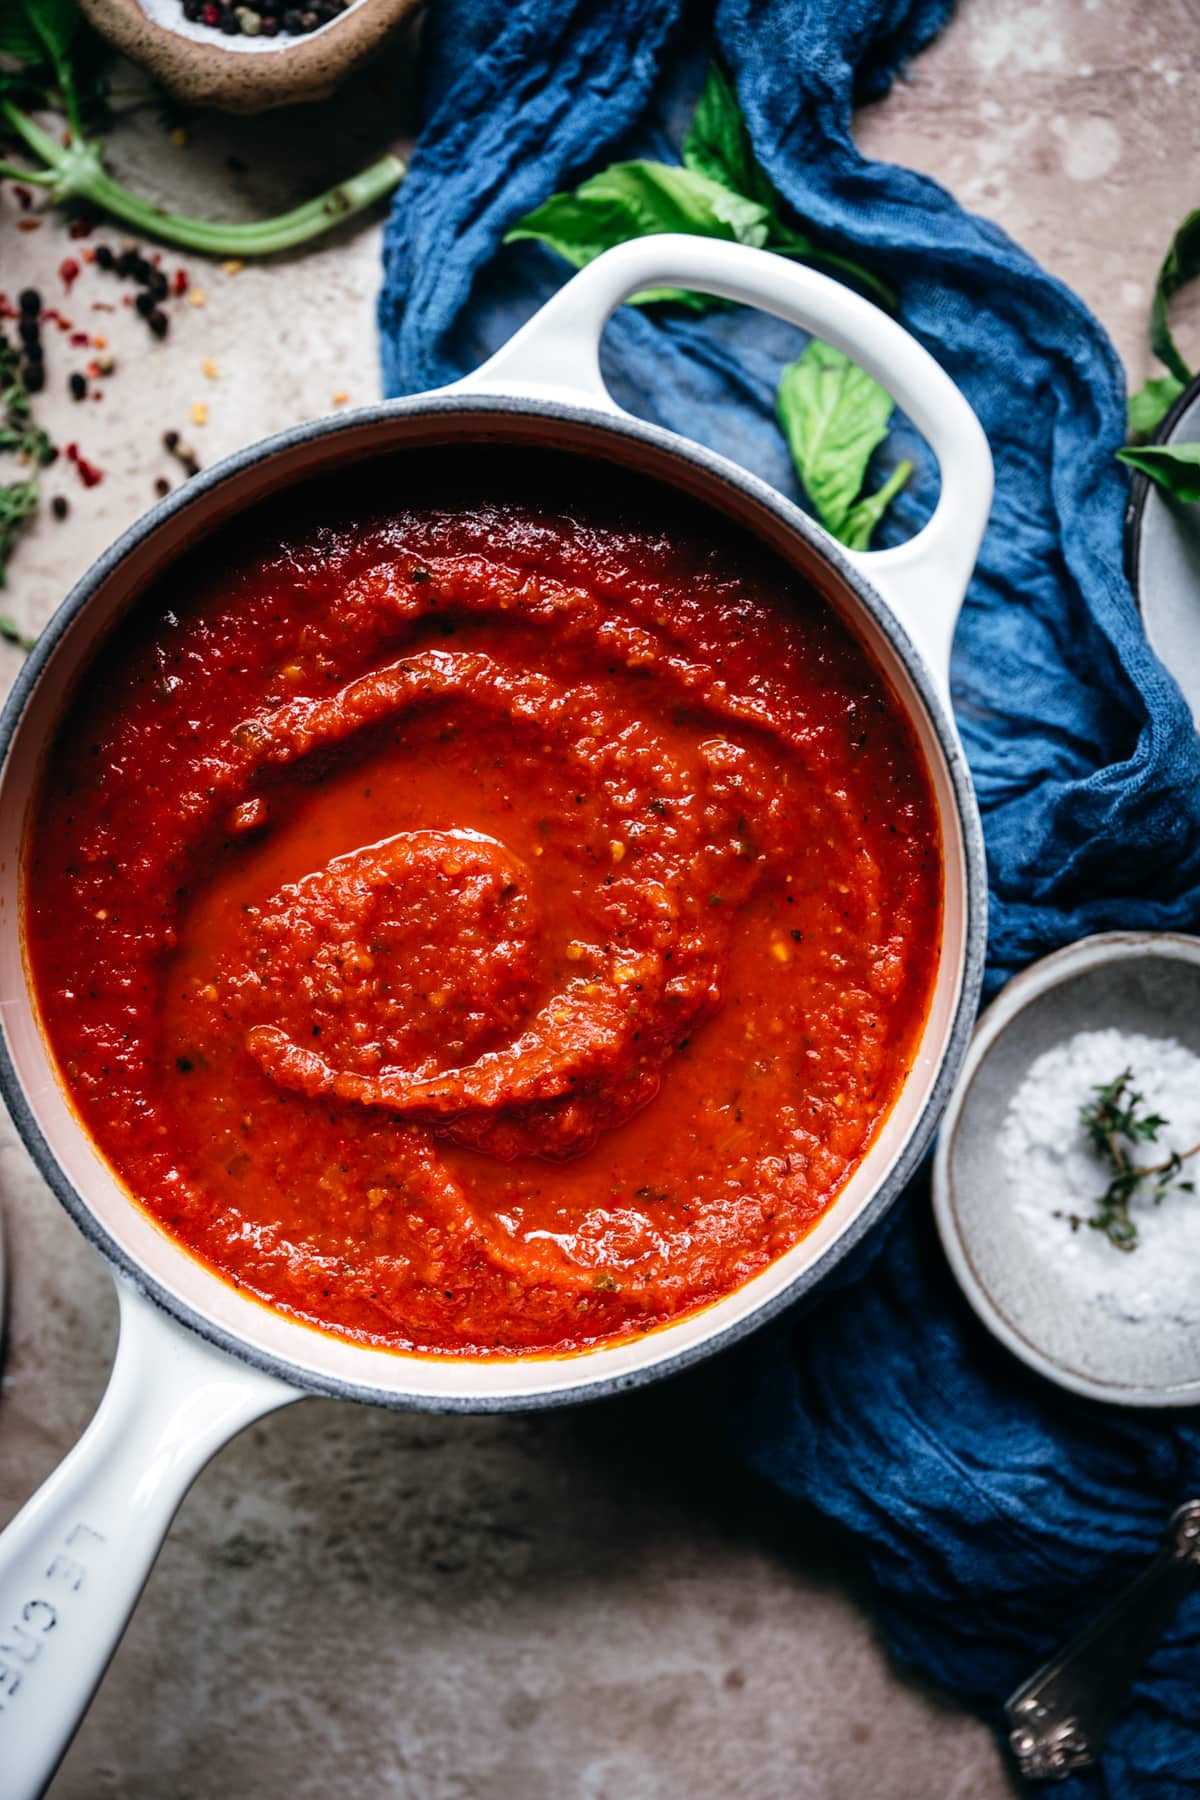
[
  {"xmin": 1063, "ymin": 1068, "xmax": 1200, "ymax": 1252},
  {"xmin": 0, "ymin": 330, "xmax": 52, "ymax": 622}
]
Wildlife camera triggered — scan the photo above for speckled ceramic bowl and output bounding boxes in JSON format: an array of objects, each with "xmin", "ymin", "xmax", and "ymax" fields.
[
  {"xmin": 934, "ymin": 931, "xmax": 1200, "ymax": 1408},
  {"xmin": 80, "ymin": 0, "xmax": 420, "ymax": 112}
]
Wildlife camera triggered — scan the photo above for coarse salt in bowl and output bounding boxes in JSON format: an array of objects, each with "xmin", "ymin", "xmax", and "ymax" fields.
[{"xmin": 934, "ymin": 932, "xmax": 1200, "ymax": 1405}]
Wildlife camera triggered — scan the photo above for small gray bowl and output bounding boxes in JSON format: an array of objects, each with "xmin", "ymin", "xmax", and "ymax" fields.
[{"xmin": 933, "ymin": 931, "xmax": 1200, "ymax": 1407}]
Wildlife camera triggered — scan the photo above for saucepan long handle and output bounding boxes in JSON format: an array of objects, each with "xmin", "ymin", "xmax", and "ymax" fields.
[
  {"xmin": 0, "ymin": 1280, "xmax": 297, "ymax": 1798},
  {"xmin": 452, "ymin": 234, "xmax": 994, "ymax": 696}
]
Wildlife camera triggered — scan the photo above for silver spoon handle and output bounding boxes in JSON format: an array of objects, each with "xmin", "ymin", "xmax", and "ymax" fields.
[{"xmin": 1004, "ymin": 1500, "xmax": 1200, "ymax": 1781}]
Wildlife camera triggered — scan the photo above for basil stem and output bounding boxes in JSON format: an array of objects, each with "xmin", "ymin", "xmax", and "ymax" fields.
[{"xmin": 1, "ymin": 99, "xmax": 405, "ymax": 256}]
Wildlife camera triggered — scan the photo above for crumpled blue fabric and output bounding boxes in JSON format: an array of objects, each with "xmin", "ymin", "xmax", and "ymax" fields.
[{"xmin": 378, "ymin": 2, "xmax": 1200, "ymax": 1791}]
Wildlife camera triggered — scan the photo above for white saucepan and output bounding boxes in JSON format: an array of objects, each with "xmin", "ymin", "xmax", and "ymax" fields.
[{"xmin": 0, "ymin": 235, "xmax": 992, "ymax": 1795}]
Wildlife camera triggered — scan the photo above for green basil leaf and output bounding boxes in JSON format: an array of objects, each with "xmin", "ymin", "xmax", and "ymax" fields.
[
  {"xmin": 506, "ymin": 160, "xmax": 772, "ymax": 258},
  {"xmin": 1117, "ymin": 441, "xmax": 1200, "ymax": 502},
  {"xmin": 840, "ymin": 458, "xmax": 914, "ymax": 551},
  {"xmin": 5, "ymin": 0, "xmax": 79, "ymax": 65},
  {"xmin": 776, "ymin": 340, "xmax": 898, "ymax": 540},
  {"xmin": 1127, "ymin": 373, "xmax": 1186, "ymax": 439},
  {"xmin": 682, "ymin": 61, "xmax": 894, "ymax": 310},
  {"xmin": 1150, "ymin": 209, "xmax": 1200, "ymax": 386},
  {"xmin": 0, "ymin": 8, "xmax": 43, "ymax": 61},
  {"xmin": 506, "ymin": 72, "xmax": 893, "ymax": 313},
  {"xmin": 505, "ymin": 161, "xmax": 772, "ymax": 308},
  {"xmin": 682, "ymin": 60, "xmax": 774, "ymax": 212}
]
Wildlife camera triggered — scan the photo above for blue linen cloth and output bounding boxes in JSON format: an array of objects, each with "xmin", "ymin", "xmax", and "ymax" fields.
[{"xmin": 379, "ymin": 3, "xmax": 1200, "ymax": 1791}]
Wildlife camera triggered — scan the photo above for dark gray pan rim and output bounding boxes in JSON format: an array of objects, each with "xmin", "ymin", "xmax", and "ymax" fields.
[
  {"xmin": 1123, "ymin": 370, "xmax": 1200, "ymax": 598},
  {"xmin": 0, "ymin": 392, "xmax": 989, "ymax": 1413}
]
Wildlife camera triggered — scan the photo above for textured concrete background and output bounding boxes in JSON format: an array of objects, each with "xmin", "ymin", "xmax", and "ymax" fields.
[{"xmin": 1, "ymin": 2, "xmax": 1197, "ymax": 1795}]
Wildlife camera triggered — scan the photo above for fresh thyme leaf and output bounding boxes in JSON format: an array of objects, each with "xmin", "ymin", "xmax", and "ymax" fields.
[
  {"xmin": 0, "ymin": 610, "xmax": 36, "ymax": 651},
  {"xmin": 0, "ymin": 331, "xmax": 54, "ymax": 595},
  {"xmin": 1074, "ymin": 1067, "xmax": 1200, "ymax": 1252}
]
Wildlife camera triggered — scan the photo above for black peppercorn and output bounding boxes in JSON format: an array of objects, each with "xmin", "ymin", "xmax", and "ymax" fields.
[
  {"xmin": 148, "ymin": 310, "xmax": 169, "ymax": 340},
  {"xmin": 51, "ymin": 496, "xmax": 69, "ymax": 521},
  {"xmin": 163, "ymin": 429, "xmax": 180, "ymax": 452},
  {"xmin": 282, "ymin": 8, "xmax": 302, "ymax": 27},
  {"xmin": 154, "ymin": 476, "xmax": 171, "ymax": 499},
  {"xmin": 134, "ymin": 290, "xmax": 156, "ymax": 317},
  {"xmin": 148, "ymin": 269, "xmax": 169, "ymax": 301},
  {"xmin": 18, "ymin": 316, "xmax": 40, "ymax": 349},
  {"xmin": 69, "ymin": 372, "xmax": 88, "ymax": 401},
  {"xmin": 23, "ymin": 363, "xmax": 44, "ymax": 394},
  {"xmin": 95, "ymin": 245, "xmax": 116, "ymax": 271},
  {"xmin": 18, "ymin": 288, "xmax": 40, "ymax": 316}
]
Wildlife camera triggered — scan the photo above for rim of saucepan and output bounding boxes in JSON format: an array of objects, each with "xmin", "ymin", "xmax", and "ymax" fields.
[{"xmin": 0, "ymin": 393, "xmax": 988, "ymax": 1411}]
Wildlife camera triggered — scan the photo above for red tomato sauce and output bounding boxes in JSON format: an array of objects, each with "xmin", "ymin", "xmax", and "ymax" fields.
[{"xmin": 25, "ymin": 455, "xmax": 942, "ymax": 1357}]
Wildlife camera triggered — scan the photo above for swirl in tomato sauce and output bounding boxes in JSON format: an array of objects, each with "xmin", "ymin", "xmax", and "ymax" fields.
[{"xmin": 25, "ymin": 461, "xmax": 941, "ymax": 1356}]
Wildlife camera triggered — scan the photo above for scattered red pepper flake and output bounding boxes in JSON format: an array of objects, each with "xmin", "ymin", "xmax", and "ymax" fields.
[
  {"xmin": 17, "ymin": 219, "xmax": 42, "ymax": 233},
  {"xmin": 67, "ymin": 216, "xmax": 95, "ymax": 239},
  {"xmin": 59, "ymin": 259, "xmax": 81, "ymax": 291},
  {"xmin": 70, "ymin": 330, "xmax": 90, "ymax": 347},
  {"xmin": 64, "ymin": 443, "xmax": 104, "ymax": 488},
  {"xmin": 172, "ymin": 269, "xmax": 189, "ymax": 297}
]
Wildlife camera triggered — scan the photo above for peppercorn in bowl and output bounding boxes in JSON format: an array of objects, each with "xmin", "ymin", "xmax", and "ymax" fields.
[{"xmin": 80, "ymin": 0, "xmax": 421, "ymax": 112}]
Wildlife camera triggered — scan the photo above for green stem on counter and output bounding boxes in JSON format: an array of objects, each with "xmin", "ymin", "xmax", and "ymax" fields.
[{"xmin": 0, "ymin": 100, "xmax": 406, "ymax": 256}]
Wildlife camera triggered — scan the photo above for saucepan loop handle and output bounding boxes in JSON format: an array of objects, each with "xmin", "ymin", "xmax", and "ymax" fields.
[
  {"xmin": 452, "ymin": 234, "xmax": 994, "ymax": 697},
  {"xmin": 0, "ymin": 1280, "xmax": 297, "ymax": 1798}
]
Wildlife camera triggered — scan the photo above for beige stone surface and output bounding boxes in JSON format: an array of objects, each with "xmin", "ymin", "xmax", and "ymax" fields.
[{"xmin": 0, "ymin": 2, "xmax": 1195, "ymax": 1795}]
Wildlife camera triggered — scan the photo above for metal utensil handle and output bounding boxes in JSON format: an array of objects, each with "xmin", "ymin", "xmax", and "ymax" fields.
[{"xmin": 1005, "ymin": 1499, "xmax": 1200, "ymax": 1780}]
